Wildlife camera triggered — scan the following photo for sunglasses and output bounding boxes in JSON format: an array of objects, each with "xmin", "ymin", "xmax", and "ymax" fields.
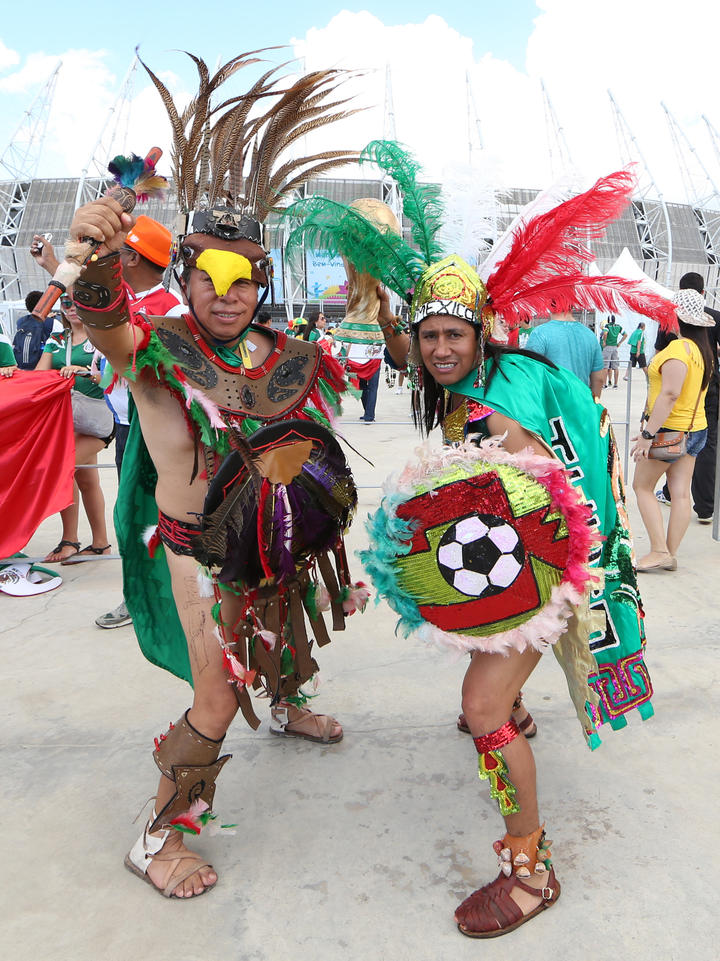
[{"xmin": 60, "ymin": 297, "xmax": 73, "ymax": 308}]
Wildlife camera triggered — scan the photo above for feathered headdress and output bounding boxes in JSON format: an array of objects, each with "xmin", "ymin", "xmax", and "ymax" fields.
[
  {"xmin": 138, "ymin": 49, "xmax": 361, "ymax": 230},
  {"xmin": 283, "ymin": 139, "xmax": 678, "ymax": 333}
]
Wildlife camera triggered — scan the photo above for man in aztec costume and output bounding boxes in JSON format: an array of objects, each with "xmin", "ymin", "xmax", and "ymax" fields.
[
  {"xmin": 285, "ymin": 141, "xmax": 678, "ymax": 936},
  {"xmin": 64, "ymin": 52, "xmax": 366, "ymax": 899}
]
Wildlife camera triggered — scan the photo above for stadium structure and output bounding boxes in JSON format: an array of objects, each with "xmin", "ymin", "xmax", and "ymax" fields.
[
  {"xmin": 2, "ymin": 61, "xmax": 720, "ymax": 334},
  {"xmin": 2, "ymin": 173, "xmax": 720, "ymax": 331}
]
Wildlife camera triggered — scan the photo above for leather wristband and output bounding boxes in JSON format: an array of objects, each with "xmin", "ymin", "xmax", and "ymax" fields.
[{"xmin": 73, "ymin": 252, "xmax": 131, "ymax": 330}]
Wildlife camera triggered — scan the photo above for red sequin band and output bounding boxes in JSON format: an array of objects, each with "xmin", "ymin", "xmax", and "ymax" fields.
[{"xmin": 473, "ymin": 717, "xmax": 520, "ymax": 753}]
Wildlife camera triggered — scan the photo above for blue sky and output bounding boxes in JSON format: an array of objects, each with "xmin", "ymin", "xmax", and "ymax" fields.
[{"xmin": 1, "ymin": 1, "xmax": 538, "ymax": 78}]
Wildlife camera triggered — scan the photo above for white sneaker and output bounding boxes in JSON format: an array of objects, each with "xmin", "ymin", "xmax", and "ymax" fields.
[{"xmin": 95, "ymin": 600, "xmax": 132, "ymax": 629}]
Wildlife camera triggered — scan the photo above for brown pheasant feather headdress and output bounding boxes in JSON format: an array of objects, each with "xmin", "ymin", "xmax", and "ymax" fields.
[{"xmin": 138, "ymin": 49, "xmax": 360, "ymax": 288}]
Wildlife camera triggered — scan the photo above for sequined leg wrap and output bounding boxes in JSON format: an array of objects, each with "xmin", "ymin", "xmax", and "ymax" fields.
[
  {"xmin": 473, "ymin": 718, "xmax": 521, "ymax": 816},
  {"xmin": 150, "ymin": 710, "xmax": 232, "ymax": 833}
]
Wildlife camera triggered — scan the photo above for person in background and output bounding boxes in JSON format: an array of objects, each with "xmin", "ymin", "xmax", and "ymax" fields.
[
  {"xmin": 516, "ymin": 317, "xmax": 532, "ymax": 349},
  {"xmin": 654, "ymin": 272, "xmax": 720, "ymax": 522},
  {"xmin": 303, "ymin": 309, "xmax": 327, "ymax": 343},
  {"xmin": 12, "ymin": 290, "xmax": 53, "ymax": 370},
  {"xmin": 601, "ymin": 314, "xmax": 627, "ymax": 388},
  {"xmin": 36, "ymin": 295, "xmax": 114, "ymax": 563},
  {"xmin": 32, "ymin": 219, "xmax": 180, "ymax": 623},
  {"xmin": 255, "ymin": 310, "xmax": 272, "ymax": 327},
  {"xmin": 1, "ymin": 329, "xmax": 18, "ymax": 375},
  {"xmin": 624, "ymin": 322, "xmax": 647, "ymax": 380},
  {"xmin": 526, "ymin": 309, "xmax": 605, "ymax": 399},
  {"xmin": 631, "ymin": 289, "xmax": 714, "ymax": 570}
]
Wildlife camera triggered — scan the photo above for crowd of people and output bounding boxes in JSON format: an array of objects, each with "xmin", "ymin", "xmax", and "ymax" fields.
[{"xmin": 1, "ymin": 70, "xmax": 718, "ymax": 942}]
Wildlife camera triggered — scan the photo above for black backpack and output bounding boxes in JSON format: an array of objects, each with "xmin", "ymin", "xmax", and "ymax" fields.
[{"xmin": 12, "ymin": 313, "xmax": 54, "ymax": 370}]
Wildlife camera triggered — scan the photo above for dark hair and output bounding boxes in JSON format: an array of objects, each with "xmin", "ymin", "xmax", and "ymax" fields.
[
  {"xmin": 679, "ymin": 272, "xmax": 704, "ymax": 294},
  {"xmin": 413, "ymin": 327, "xmax": 556, "ymax": 436},
  {"xmin": 677, "ymin": 320, "xmax": 714, "ymax": 390},
  {"xmin": 25, "ymin": 290, "xmax": 42, "ymax": 312},
  {"xmin": 256, "ymin": 311, "xmax": 272, "ymax": 326},
  {"xmin": 304, "ymin": 309, "xmax": 323, "ymax": 340}
]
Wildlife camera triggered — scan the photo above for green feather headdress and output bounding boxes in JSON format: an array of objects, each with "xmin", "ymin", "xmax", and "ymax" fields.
[
  {"xmin": 283, "ymin": 139, "xmax": 442, "ymax": 304},
  {"xmin": 359, "ymin": 140, "xmax": 444, "ymax": 265}
]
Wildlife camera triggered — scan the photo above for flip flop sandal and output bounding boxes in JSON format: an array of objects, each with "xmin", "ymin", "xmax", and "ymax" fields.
[
  {"xmin": 43, "ymin": 540, "xmax": 80, "ymax": 564},
  {"xmin": 61, "ymin": 544, "xmax": 111, "ymax": 565},
  {"xmin": 0, "ymin": 563, "xmax": 62, "ymax": 596},
  {"xmin": 270, "ymin": 705, "xmax": 343, "ymax": 744}
]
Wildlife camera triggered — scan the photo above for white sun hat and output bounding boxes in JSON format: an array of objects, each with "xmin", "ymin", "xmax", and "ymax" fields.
[{"xmin": 674, "ymin": 289, "xmax": 715, "ymax": 327}]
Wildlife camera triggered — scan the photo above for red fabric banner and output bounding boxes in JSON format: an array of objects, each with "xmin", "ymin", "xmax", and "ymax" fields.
[
  {"xmin": 345, "ymin": 358, "xmax": 382, "ymax": 381},
  {"xmin": 0, "ymin": 372, "xmax": 75, "ymax": 557}
]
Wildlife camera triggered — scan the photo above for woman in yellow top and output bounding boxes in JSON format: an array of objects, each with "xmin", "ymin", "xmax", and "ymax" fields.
[{"xmin": 631, "ymin": 289, "xmax": 715, "ymax": 571}]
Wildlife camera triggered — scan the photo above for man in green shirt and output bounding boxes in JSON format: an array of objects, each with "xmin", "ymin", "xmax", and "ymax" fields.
[
  {"xmin": 624, "ymin": 321, "xmax": 647, "ymax": 380},
  {"xmin": 601, "ymin": 314, "xmax": 627, "ymax": 388}
]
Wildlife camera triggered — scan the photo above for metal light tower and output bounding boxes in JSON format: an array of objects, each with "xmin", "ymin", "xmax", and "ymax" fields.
[
  {"xmin": 663, "ymin": 102, "xmax": 720, "ymax": 302},
  {"xmin": 466, "ymin": 71, "xmax": 484, "ymax": 165},
  {"xmin": 75, "ymin": 56, "xmax": 138, "ymax": 210},
  {"xmin": 609, "ymin": 90, "xmax": 673, "ymax": 285},
  {"xmin": 540, "ymin": 80, "xmax": 574, "ymax": 181},
  {"xmin": 0, "ymin": 61, "xmax": 61, "ymax": 299}
]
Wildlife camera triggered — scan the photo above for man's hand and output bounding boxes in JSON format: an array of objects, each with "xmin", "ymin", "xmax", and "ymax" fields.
[
  {"xmin": 30, "ymin": 235, "xmax": 60, "ymax": 275},
  {"xmin": 0, "ymin": 365, "xmax": 17, "ymax": 378},
  {"xmin": 69, "ymin": 197, "xmax": 135, "ymax": 255}
]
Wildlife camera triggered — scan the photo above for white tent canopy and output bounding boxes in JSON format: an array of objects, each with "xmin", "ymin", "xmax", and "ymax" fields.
[{"xmin": 597, "ymin": 247, "xmax": 673, "ymax": 359}]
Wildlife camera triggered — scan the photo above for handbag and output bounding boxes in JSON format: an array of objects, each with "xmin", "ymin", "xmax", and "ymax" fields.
[
  {"xmin": 648, "ymin": 428, "xmax": 688, "ymax": 461},
  {"xmin": 66, "ymin": 337, "xmax": 114, "ymax": 439},
  {"xmin": 646, "ymin": 378, "xmax": 702, "ymax": 462}
]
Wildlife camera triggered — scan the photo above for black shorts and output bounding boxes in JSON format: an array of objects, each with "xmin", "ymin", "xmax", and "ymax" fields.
[{"xmin": 630, "ymin": 353, "xmax": 647, "ymax": 368}]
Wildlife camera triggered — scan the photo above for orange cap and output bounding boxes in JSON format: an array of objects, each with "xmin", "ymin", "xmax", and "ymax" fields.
[{"xmin": 125, "ymin": 215, "xmax": 173, "ymax": 267}]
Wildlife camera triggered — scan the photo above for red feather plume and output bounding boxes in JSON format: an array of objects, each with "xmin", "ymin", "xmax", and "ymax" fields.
[
  {"xmin": 491, "ymin": 273, "xmax": 678, "ymax": 330},
  {"xmin": 486, "ymin": 168, "xmax": 678, "ymax": 331}
]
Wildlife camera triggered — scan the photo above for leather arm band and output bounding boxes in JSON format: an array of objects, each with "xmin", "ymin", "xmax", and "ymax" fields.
[{"xmin": 73, "ymin": 252, "xmax": 131, "ymax": 330}]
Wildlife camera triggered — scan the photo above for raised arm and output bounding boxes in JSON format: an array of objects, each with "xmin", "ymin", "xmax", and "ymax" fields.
[
  {"xmin": 67, "ymin": 198, "xmax": 137, "ymax": 373},
  {"xmin": 376, "ymin": 285, "xmax": 410, "ymax": 368}
]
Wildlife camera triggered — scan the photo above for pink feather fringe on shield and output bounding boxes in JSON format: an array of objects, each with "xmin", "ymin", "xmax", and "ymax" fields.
[{"xmin": 392, "ymin": 437, "xmax": 601, "ymax": 655}]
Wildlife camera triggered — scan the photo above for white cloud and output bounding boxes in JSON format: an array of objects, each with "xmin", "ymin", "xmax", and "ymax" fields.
[
  {"xmin": 0, "ymin": 38, "xmax": 20, "ymax": 72},
  {"xmin": 4, "ymin": 5, "xmax": 720, "ymax": 208},
  {"xmin": 290, "ymin": 4, "xmax": 720, "ymax": 203}
]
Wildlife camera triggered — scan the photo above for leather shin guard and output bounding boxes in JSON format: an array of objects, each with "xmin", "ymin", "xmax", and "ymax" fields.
[
  {"xmin": 150, "ymin": 710, "xmax": 231, "ymax": 833},
  {"xmin": 496, "ymin": 824, "xmax": 553, "ymax": 879},
  {"xmin": 473, "ymin": 718, "xmax": 521, "ymax": 816},
  {"xmin": 73, "ymin": 252, "xmax": 131, "ymax": 329}
]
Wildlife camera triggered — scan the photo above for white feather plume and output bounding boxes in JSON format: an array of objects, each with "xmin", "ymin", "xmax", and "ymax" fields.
[{"xmin": 436, "ymin": 163, "xmax": 499, "ymax": 267}]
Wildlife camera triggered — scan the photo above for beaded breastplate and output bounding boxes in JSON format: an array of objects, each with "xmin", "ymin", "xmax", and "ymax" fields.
[{"xmin": 149, "ymin": 314, "xmax": 322, "ymax": 422}]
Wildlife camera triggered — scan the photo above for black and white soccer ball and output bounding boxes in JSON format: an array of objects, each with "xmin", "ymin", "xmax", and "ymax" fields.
[{"xmin": 437, "ymin": 513, "xmax": 525, "ymax": 598}]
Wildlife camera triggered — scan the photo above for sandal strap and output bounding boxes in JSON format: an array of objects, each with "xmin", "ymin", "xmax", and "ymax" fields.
[
  {"xmin": 516, "ymin": 712, "xmax": 535, "ymax": 733},
  {"xmin": 148, "ymin": 835, "xmax": 213, "ymax": 898},
  {"xmin": 457, "ymin": 867, "xmax": 558, "ymax": 934}
]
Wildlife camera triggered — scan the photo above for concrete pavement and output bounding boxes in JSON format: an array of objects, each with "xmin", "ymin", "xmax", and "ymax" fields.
[{"xmin": 2, "ymin": 371, "xmax": 719, "ymax": 961}]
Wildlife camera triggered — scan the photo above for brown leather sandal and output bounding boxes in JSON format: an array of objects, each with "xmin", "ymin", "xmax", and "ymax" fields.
[
  {"xmin": 455, "ymin": 866, "xmax": 560, "ymax": 937},
  {"xmin": 125, "ymin": 817, "xmax": 217, "ymax": 899},
  {"xmin": 270, "ymin": 704, "xmax": 343, "ymax": 744},
  {"xmin": 455, "ymin": 825, "xmax": 559, "ymax": 938}
]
